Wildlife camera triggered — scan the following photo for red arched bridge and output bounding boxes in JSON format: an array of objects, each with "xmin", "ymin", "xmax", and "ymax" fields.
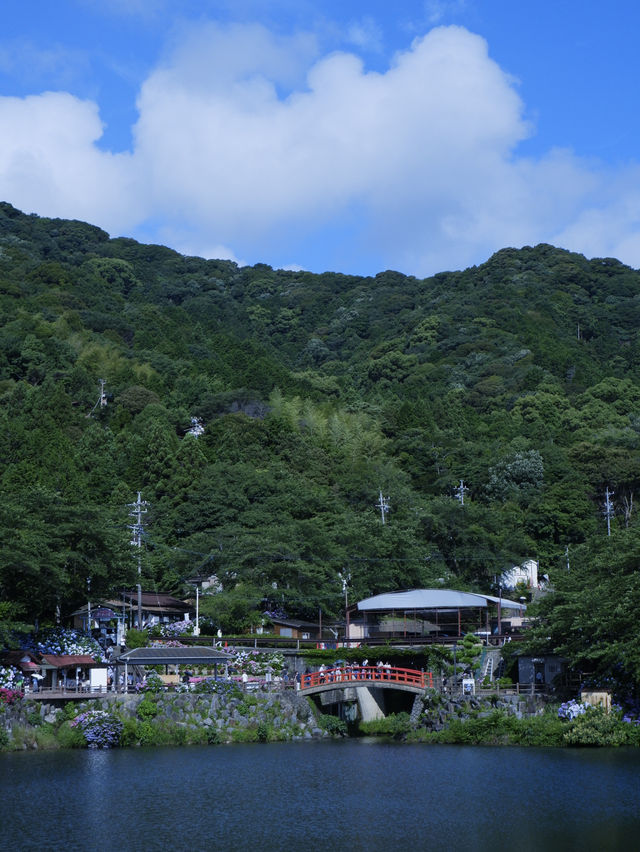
[{"xmin": 300, "ymin": 665, "xmax": 433, "ymax": 696}]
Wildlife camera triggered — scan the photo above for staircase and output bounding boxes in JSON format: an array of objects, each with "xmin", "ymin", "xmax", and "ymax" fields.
[
  {"xmin": 483, "ymin": 655, "xmax": 494, "ymax": 681},
  {"xmin": 479, "ymin": 649, "xmax": 502, "ymax": 683}
]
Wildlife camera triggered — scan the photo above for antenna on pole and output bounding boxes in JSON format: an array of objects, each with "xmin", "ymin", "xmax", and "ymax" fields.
[
  {"xmin": 376, "ymin": 490, "xmax": 390, "ymax": 524},
  {"xmin": 128, "ymin": 491, "xmax": 149, "ymax": 575},
  {"xmin": 454, "ymin": 479, "xmax": 468, "ymax": 506},
  {"xmin": 87, "ymin": 379, "xmax": 108, "ymax": 417},
  {"xmin": 187, "ymin": 417, "xmax": 205, "ymax": 437},
  {"xmin": 603, "ymin": 487, "xmax": 615, "ymax": 536}
]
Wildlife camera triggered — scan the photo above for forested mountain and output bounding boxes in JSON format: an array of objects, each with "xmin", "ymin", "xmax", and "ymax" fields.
[{"xmin": 2, "ymin": 200, "xmax": 640, "ymax": 677}]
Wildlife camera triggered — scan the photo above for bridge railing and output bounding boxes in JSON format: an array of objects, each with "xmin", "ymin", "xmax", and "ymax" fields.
[{"xmin": 300, "ymin": 665, "xmax": 433, "ymax": 690}]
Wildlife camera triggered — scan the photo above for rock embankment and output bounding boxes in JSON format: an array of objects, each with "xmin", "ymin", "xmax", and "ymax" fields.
[
  {"xmin": 411, "ymin": 690, "xmax": 546, "ymax": 732},
  {"xmin": 1, "ymin": 688, "xmax": 330, "ymax": 749}
]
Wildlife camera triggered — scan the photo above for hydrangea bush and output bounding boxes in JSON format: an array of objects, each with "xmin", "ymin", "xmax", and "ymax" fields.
[
  {"xmin": 0, "ymin": 687, "xmax": 23, "ymax": 705},
  {"xmin": 558, "ymin": 700, "xmax": 589, "ymax": 720},
  {"xmin": 70, "ymin": 710, "xmax": 123, "ymax": 748},
  {"xmin": 228, "ymin": 649, "xmax": 284, "ymax": 677},
  {"xmin": 0, "ymin": 665, "xmax": 20, "ymax": 689},
  {"xmin": 139, "ymin": 672, "xmax": 165, "ymax": 693},
  {"xmin": 23, "ymin": 628, "xmax": 106, "ymax": 662},
  {"xmin": 150, "ymin": 621, "xmax": 194, "ymax": 639}
]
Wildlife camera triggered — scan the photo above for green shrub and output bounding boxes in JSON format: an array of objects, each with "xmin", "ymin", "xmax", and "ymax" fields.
[
  {"xmin": 360, "ymin": 712, "xmax": 412, "ymax": 737},
  {"xmin": 206, "ymin": 727, "xmax": 222, "ymax": 745},
  {"xmin": 317, "ymin": 714, "xmax": 347, "ymax": 737},
  {"xmin": 231, "ymin": 727, "xmax": 259, "ymax": 743},
  {"xmin": 125, "ymin": 628, "xmax": 149, "ymax": 649},
  {"xmin": 62, "ymin": 702, "xmax": 79, "ymax": 722},
  {"xmin": 136, "ymin": 720, "xmax": 157, "ymax": 746},
  {"xmin": 120, "ymin": 717, "xmax": 141, "ymax": 747},
  {"xmin": 509, "ymin": 716, "xmax": 565, "ymax": 747},
  {"xmin": 136, "ymin": 698, "xmax": 159, "ymax": 720},
  {"xmin": 27, "ymin": 710, "xmax": 43, "ymax": 727},
  {"xmin": 0, "ymin": 727, "xmax": 9, "ymax": 748},
  {"xmin": 256, "ymin": 721, "xmax": 271, "ymax": 742},
  {"xmin": 56, "ymin": 722, "xmax": 86, "ymax": 749},
  {"xmin": 563, "ymin": 708, "xmax": 633, "ymax": 747},
  {"xmin": 34, "ymin": 727, "xmax": 59, "ymax": 750}
]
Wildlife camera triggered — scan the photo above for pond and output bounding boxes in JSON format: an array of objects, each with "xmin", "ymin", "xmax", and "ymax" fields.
[{"xmin": 2, "ymin": 741, "xmax": 640, "ymax": 850}]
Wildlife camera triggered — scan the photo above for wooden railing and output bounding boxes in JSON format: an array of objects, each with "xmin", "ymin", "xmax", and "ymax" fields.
[{"xmin": 300, "ymin": 665, "xmax": 433, "ymax": 691}]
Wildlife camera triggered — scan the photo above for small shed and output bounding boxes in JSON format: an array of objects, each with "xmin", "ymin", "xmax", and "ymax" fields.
[
  {"xmin": 40, "ymin": 654, "xmax": 103, "ymax": 691},
  {"xmin": 518, "ymin": 655, "xmax": 567, "ymax": 687},
  {"xmin": 268, "ymin": 618, "xmax": 322, "ymax": 640}
]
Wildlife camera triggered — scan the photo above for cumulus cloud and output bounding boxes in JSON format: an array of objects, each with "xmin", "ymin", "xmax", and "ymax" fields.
[
  {"xmin": 132, "ymin": 24, "xmax": 532, "ymax": 268},
  {"xmin": 0, "ymin": 91, "xmax": 140, "ymax": 231},
  {"xmin": 2, "ymin": 22, "xmax": 640, "ymax": 275}
]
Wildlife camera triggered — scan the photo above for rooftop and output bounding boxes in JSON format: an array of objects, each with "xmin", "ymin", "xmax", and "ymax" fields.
[{"xmin": 357, "ymin": 588, "xmax": 527, "ymax": 612}]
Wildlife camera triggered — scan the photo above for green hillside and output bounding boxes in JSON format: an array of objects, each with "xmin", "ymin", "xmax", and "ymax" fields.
[{"xmin": 2, "ymin": 200, "xmax": 640, "ymax": 685}]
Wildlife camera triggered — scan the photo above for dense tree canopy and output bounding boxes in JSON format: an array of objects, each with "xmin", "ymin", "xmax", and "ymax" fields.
[{"xmin": 1, "ymin": 202, "xmax": 640, "ymax": 687}]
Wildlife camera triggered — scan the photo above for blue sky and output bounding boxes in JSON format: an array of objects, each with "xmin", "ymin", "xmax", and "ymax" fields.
[{"xmin": 1, "ymin": 0, "xmax": 639, "ymax": 277}]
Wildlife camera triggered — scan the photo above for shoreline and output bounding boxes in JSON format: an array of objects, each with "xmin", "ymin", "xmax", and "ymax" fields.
[{"xmin": 3, "ymin": 687, "xmax": 639, "ymax": 751}]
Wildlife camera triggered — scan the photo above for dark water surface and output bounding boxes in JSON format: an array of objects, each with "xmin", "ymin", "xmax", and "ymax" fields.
[{"xmin": 2, "ymin": 741, "xmax": 640, "ymax": 851}]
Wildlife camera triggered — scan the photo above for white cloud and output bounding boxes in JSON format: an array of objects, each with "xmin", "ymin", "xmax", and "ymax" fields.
[
  {"xmin": 3, "ymin": 22, "xmax": 640, "ymax": 275},
  {"xmin": 423, "ymin": 0, "xmax": 469, "ymax": 26},
  {"xmin": 0, "ymin": 91, "xmax": 140, "ymax": 232},
  {"xmin": 0, "ymin": 40, "xmax": 91, "ymax": 89},
  {"xmin": 345, "ymin": 17, "xmax": 383, "ymax": 52},
  {"xmin": 130, "ymin": 23, "xmax": 537, "ymax": 270}
]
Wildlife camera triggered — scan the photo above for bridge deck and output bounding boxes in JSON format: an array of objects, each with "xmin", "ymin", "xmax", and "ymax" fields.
[{"xmin": 300, "ymin": 665, "xmax": 432, "ymax": 695}]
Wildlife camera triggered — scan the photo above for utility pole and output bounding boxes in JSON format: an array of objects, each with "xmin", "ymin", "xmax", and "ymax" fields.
[
  {"xmin": 193, "ymin": 586, "xmax": 200, "ymax": 636},
  {"xmin": 376, "ymin": 490, "xmax": 390, "ymax": 525},
  {"xmin": 128, "ymin": 491, "xmax": 149, "ymax": 576},
  {"xmin": 603, "ymin": 487, "xmax": 615, "ymax": 536},
  {"xmin": 87, "ymin": 576, "xmax": 91, "ymax": 635},
  {"xmin": 87, "ymin": 378, "xmax": 108, "ymax": 417},
  {"xmin": 454, "ymin": 479, "xmax": 468, "ymax": 506},
  {"xmin": 339, "ymin": 571, "xmax": 351, "ymax": 645}
]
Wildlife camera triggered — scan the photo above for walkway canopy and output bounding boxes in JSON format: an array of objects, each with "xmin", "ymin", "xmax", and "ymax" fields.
[
  {"xmin": 112, "ymin": 645, "xmax": 233, "ymax": 689},
  {"xmin": 114, "ymin": 646, "xmax": 231, "ymax": 667}
]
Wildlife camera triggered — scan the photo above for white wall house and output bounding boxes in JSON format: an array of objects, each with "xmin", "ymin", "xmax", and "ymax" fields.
[{"xmin": 501, "ymin": 559, "xmax": 538, "ymax": 590}]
